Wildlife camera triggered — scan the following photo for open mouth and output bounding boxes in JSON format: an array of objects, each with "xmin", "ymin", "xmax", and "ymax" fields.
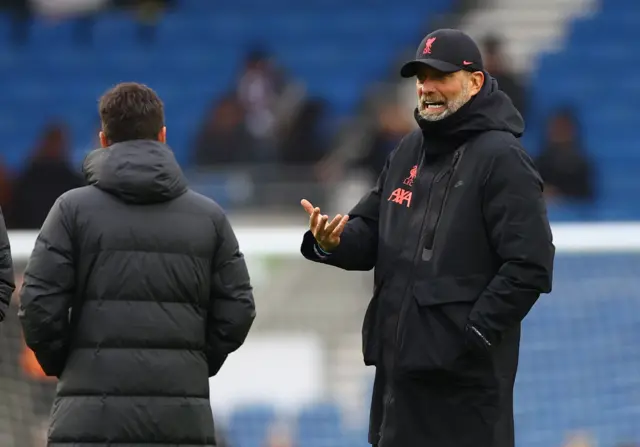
[{"xmin": 422, "ymin": 100, "xmax": 446, "ymax": 110}]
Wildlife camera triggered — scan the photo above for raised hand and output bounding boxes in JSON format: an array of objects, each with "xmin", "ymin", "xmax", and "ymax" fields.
[{"xmin": 300, "ymin": 199, "xmax": 349, "ymax": 252}]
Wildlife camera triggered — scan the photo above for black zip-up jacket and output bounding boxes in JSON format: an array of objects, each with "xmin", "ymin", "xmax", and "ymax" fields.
[
  {"xmin": 301, "ymin": 77, "xmax": 554, "ymax": 447},
  {"xmin": 19, "ymin": 140, "xmax": 255, "ymax": 447}
]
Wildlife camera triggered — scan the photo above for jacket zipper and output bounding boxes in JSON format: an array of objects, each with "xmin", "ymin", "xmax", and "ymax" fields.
[
  {"xmin": 423, "ymin": 148, "xmax": 465, "ymax": 252},
  {"xmin": 391, "ymin": 153, "xmax": 448, "ymax": 366},
  {"xmin": 392, "ymin": 147, "xmax": 465, "ymax": 368},
  {"xmin": 432, "ymin": 149, "xmax": 464, "ymax": 240},
  {"xmin": 379, "ymin": 149, "xmax": 427, "ymax": 438}
]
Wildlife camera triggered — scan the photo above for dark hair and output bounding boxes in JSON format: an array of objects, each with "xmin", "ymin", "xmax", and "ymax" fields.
[{"xmin": 99, "ymin": 82, "xmax": 165, "ymax": 144}]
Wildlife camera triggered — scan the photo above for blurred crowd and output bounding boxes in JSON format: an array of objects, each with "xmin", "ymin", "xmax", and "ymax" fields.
[
  {"xmin": 0, "ymin": 30, "xmax": 595, "ymax": 231},
  {"xmin": 0, "ymin": 0, "xmax": 175, "ymax": 43},
  {"xmin": 192, "ymin": 49, "xmax": 328, "ymax": 168},
  {"xmin": 0, "ymin": 6, "xmax": 632, "ymax": 447},
  {"xmin": 0, "ymin": 2, "xmax": 596, "ymax": 230},
  {"xmin": 0, "ymin": 123, "xmax": 83, "ymax": 229}
]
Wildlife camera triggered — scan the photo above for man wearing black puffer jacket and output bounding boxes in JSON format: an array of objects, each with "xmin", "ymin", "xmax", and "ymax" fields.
[
  {"xmin": 19, "ymin": 82, "xmax": 256, "ymax": 447},
  {"xmin": 300, "ymin": 29, "xmax": 555, "ymax": 447}
]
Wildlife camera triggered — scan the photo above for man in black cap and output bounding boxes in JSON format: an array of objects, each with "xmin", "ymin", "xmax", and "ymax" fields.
[{"xmin": 299, "ymin": 29, "xmax": 555, "ymax": 447}]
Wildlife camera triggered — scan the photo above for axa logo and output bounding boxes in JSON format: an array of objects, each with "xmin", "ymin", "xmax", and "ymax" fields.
[
  {"xmin": 403, "ymin": 165, "xmax": 418, "ymax": 186},
  {"xmin": 423, "ymin": 37, "xmax": 436, "ymax": 55},
  {"xmin": 389, "ymin": 164, "xmax": 417, "ymax": 207},
  {"xmin": 388, "ymin": 188, "xmax": 412, "ymax": 207}
]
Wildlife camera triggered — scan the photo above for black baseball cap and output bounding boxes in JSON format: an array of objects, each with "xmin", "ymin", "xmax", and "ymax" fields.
[{"xmin": 400, "ymin": 29, "xmax": 484, "ymax": 78}]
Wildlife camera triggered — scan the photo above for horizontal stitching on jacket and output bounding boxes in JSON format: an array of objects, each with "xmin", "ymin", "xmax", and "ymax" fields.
[
  {"xmin": 84, "ymin": 248, "xmax": 210, "ymax": 259},
  {"xmin": 78, "ymin": 298, "xmax": 206, "ymax": 304},
  {"xmin": 71, "ymin": 346, "xmax": 205, "ymax": 350}
]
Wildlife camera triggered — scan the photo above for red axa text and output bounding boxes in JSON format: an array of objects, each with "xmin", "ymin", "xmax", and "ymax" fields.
[{"xmin": 388, "ymin": 188, "xmax": 412, "ymax": 207}]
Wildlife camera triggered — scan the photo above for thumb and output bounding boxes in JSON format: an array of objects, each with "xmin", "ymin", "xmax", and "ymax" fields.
[{"xmin": 300, "ymin": 199, "xmax": 314, "ymax": 215}]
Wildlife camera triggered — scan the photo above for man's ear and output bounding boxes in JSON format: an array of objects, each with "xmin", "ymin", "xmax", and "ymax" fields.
[
  {"xmin": 99, "ymin": 131, "xmax": 109, "ymax": 148},
  {"xmin": 470, "ymin": 71, "xmax": 485, "ymax": 96},
  {"xmin": 158, "ymin": 127, "xmax": 167, "ymax": 143}
]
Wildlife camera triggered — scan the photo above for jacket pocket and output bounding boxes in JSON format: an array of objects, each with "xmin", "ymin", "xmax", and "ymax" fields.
[
  {"xmin": 414, "ymin": 275, "xmax": 488, "ymax": 307},
  {"xmin": 396, "ymin": 275, "xmax": 490, "ymax": 376},
  {"xmin": 362, "ymin": 280, "xmax": 387, "ymax": 366}
]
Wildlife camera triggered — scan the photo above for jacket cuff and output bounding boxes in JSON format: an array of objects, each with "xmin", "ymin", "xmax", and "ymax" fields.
[
  {"xmin": 301, "ymin": 231, "xmax": 331, "ymax": 261},
  {"xmin": 314, "ymin": 243, "xmax": 332, "ymax": 258}
]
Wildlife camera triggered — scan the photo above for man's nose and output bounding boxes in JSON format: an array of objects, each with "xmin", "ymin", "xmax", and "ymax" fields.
[{"xmin": 419, "ymin": 82, "xmax": 436, "ymax": 95}]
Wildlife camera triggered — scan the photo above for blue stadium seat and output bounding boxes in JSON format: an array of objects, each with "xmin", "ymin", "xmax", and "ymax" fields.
[
  {"xmin": 227, "ymin": 404, "xmax": 277, "ymax": 447},
  {"xmin": 527, "ymin": 0, "xmax": 640, "ymax": 220},
  {"xmin": 220, "ymin": 250, "xmax": 640, "ymax": 447},
  {"xmin": 0, "ymin": 0, "xmax": 452, "ymax": 168},
  {"xmin": 296, "ymin": 402, "xmax": 344, "ymax": 447},
  {"xmin": 512, "ymin": 252, "xmax": 640, "ymax": 447}
]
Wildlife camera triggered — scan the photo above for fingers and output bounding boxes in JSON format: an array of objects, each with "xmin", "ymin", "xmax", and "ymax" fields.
[
  {"xmin": 330, "ymin": 215, "xmax": 350, "ymax": 239},
  {"xmin": 314, "ymin": 213, "xmax": 329, "ymax": 238},
  {"xmin": 309, "ymin": 207, "xmax": 321, "ymax": 232},
  {"xmin": 300, "ymin": 199, "xmax": 314, "ymax": 215},
  {"xmin": 302, "ymin": 199, "xmax": 322, "ymax": 233},
  {"xmin": 324, "ymin": 214, "xmax": 343, "ymax": 234},
  {"xmin": 301, "ymin": 198, "xmax": 348, "ymax": 246}
]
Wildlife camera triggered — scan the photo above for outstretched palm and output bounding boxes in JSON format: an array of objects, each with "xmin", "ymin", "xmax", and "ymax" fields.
[{"xmin": 300, "ymin": 199, "xmax": 349, "ymax": 252}]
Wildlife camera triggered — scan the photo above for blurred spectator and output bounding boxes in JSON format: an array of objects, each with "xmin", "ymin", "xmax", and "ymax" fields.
[
  {"xmin": 0, "ymin": 158, "xmax": 13, "ymax": 210},
  {"xmin": 195, "ymin": 49, "xmax": 303, "ymax": 167},
  {"xmin": 236, "ymin": 49, "xmax": 287, "ymax": 162},
  {"xmin": 28, "ymin": 0, "xmax": 175, "ymax": 44},
  {"xmin": 29, "ymin": 0, "xmax": 105, "ymax": 45},
  {"xmin": 353, "ymin": 99, "xmax": 414, "ymax": 181},
  {"xmin": 29, "ymin": 0, "xmax": 107, "ymax": 18},
  {"xmin": 112, "ymin": 0, "xmax": 174, "ymax": 8},
  {"xmin": 535, "ymin": 109, "xmax": 594, "ymax": 202},
  {"xmin": 279, "ymin": 98, "xmax": 329, "ymax": 166},
  {"xmin": 193, "ymin": 94, "xmax": 259, "ymax": 167},
  {"xmin": 1, "ymin": 0, "xmax": 105, "ymax": 46},
  {"xmin": 111, "ymin": 0, "xmax": 174, "ymax": 11},
  {"xmin": 481, "ymin": 34, "xmax": 526, "ymax": 118},
  {"xmin": 6, "ymin": 122, "xmax": 84, "ymax": 229},
  {"xmin": 1, "ymin": 0, "xmax": 31, "ymax": 44},
  {"xmin": 111, "ymin": 0, "xmax": 176, "ymax": 41}
]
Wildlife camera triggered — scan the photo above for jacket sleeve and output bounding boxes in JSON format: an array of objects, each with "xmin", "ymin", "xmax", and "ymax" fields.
[
  {"xmin": 0, "ymin": 207, "xmax": 16, "ymax": 321},
  {"xmin": 468, "ymin": 145, "xmax": 555, "ymax": 344},
  {"xmin": 206, "ymin": 210, "xmax": 256, "ymax": 377},
  {"xmin": 18, "ymin": 197, "xmax": 75, "ymax": 377},
  {"xmin": 300, "ymin": 156, "xmax": 389, "ymax": 271}
]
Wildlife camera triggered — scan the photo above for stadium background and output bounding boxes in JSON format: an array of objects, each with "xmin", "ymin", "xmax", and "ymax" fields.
[{"xmin": 0, "ymin": 0, "xmax": 639, "ymax": 447}]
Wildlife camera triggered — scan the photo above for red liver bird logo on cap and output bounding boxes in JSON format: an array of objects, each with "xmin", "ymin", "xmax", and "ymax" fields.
[{"xmin": 423, "ymin": 37, "xmax": 436, "ymax": 54}]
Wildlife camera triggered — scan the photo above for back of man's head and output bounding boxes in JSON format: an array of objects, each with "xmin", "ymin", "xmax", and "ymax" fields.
[{"xmin": 98, "ymin": 82, "xmax": 166, "ymax": 146}]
